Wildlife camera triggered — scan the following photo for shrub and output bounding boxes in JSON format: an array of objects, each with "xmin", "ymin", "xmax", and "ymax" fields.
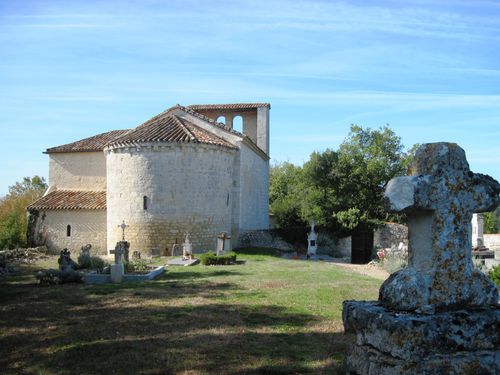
[
  {"xmin": 379, "ymin": 245, "xmax": 408, "ymax": 274},
  {"xmin": 199, "ymin": 251, "xmax": 237, "ymax": 266},
  {"xmin": 77, "ymin": 251, "xmax": 91, "ymax": 269},
  {"xmin": 316, "ymin": 233, "xmax": 341, "ymax": 257},
  {"xmin": 124, "ymin": 257, "xmax": 150, "ymax": 273},
  {"xmin": 488, "ymin": 265, "xmax": 500, "ymax": 288},
  {"xmin": 90, "ymin": 256, "xmax": 107, "ymax": 272}
]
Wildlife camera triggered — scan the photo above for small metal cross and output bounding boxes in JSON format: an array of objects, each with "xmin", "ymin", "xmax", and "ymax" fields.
[{"xmin": 118, "ymin": 220, "xmax": 129, "ymax": 241}]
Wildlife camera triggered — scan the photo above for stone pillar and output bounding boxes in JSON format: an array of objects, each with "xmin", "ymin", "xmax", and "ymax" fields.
[
  {"xmin": 343, "ymin": 143, "xmax": 500, "ymax": 374},
  {"xmin": 471, "ymin": 213, "xmax": 485, "ymax": 249},
  {"xmin": 307, "ymin": 222, "xmax": 318, "ymax": 256}
]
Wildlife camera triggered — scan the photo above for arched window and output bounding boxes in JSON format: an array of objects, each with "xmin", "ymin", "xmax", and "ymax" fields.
[
  {"xmin": 143, "ymin": 196, "xmax": 148, "ymax": 210},
  {"xmin": 216, "ymin": 115, "xmax": 226, "ymax": 124},
  {"xmin": 233, "ymin": 115, "xmax": 243, "ymax": 133},
  {"xmin": 66, "ymin": 225, "xmax": 71, "ymax": 237}
]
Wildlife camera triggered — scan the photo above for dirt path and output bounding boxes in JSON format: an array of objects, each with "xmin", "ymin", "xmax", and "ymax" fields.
[{"xmin": 328, "ymin": 260, "xmax": 390, "ymax": 280}]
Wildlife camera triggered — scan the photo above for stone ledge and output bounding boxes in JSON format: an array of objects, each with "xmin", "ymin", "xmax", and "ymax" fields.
[
  {"xmin": 84, "ymin": 266, "xmax": 165, "ymax": 284},
  {"xmin": 343, "ymin": 301, "xmax": 499, "ymax": 361}
]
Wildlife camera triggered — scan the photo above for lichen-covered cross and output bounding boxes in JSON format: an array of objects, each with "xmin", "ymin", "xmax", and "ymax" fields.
[
  {"xmin": 118, "ymin": 220, "xmax": 128, "ymax": 241},
  {"xmin": 380, "ymin": 143, "xmax": 500, "ymax": 312}
]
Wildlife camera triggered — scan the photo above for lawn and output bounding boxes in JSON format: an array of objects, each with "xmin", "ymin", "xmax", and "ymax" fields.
[{"xmin": 0, "ymin": 248, "xmax": 383, "ymax": 375}]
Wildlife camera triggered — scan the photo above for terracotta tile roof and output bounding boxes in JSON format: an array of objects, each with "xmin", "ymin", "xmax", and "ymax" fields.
[
  {"xmin": 46, "ymin": 130, "xmax": 129, "ymax": 154},
  {"xmin": 107, "ymin": 113, "xmax": 237, "ymax": 149},
  {"xmin": 188, "ymin": 103, "xmax": 270, "ymax": 111},
  {"xmin": 28, "ymin": 190, "xmax": 106, "ymax": 211}
]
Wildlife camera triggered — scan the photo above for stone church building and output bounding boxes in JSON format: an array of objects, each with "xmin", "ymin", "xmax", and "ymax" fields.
[{"xmin": 28, "ymin": 103, "xmax": 270, "ymax": 255}]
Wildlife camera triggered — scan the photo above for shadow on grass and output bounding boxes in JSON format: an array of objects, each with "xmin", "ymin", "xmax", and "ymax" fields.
[{"xmin": 0, "ymin": 300, "xmax": 348, "ymax": 375}]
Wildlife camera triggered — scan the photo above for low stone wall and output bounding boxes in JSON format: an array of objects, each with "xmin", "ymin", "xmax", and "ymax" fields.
[
  {"xmin": 373, "ymin": 222, "xmax": 408, "ymax": 249},
  {"xmin": 484, "ymin": 234, "xmax": 500, "ymax": 252},
  {"xmin": 237, "ymin": 230, "xmax": 295, "ymax": 251}
]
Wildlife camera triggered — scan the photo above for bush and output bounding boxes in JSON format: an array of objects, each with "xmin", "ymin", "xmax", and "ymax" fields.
[
  {"xmin": 316, "ymin": 233, "xmax": 341, "ymax": 257},
  {"xmin": 378, "ymin": 245, "xmax": 408, "ymax": 274},
  {"xmin": 199, "ymin": 251, "xmax": 237, "ymax": 266},
  {"xmin": 77, "ymin": 251, "xmax": 91, "ymax": 269},
  {"xmin": 124, "ymin": 257, "xmax": 150, "ymax": 273},
  {"xmin": 488, "ymin": 265, "xmax": 500, "ymax": 288}
]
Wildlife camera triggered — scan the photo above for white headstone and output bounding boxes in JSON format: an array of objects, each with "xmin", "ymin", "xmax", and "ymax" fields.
[
  {"xmin": 471, "ymin": 213, "xmax": 485, "ymax": 249},
  {"xmin": 110, "ymin": 263, "xmax": 124, "ymax": 283}
]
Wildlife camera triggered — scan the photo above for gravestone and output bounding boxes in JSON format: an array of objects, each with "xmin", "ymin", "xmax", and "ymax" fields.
[
  {"xmin": 182, "ymin": 232, "xmax": 193, "ymax": 259},
  {"xmin": 343, "ymin": 143, "xmax": 500, "ymax": 374},
  {"xmin": 216, "ymin": 232, "xmax": 231, "ymax": 256},
  {"xmin": 109, "ymin": 241, "xmax": 130, "ymax": 283},
  {"xmin": 167, "ymin": 233, "xmax": 199, "ymax": 266}
]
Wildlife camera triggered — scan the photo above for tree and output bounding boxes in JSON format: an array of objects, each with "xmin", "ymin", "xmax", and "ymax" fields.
[
  {"xmin": 269, "ymin": 162, "xmax": 305, "ymax": 228},
  {"xmin": 0, "ymin": 176, "xmax": 47, "ymax": 249},
  {"xmin": 301, "ymin": 125, "xmax": 411, "ymax": 234},
  {"xmin": 484, "ymin": 207, "xmax": 500, "ymax": 234}
]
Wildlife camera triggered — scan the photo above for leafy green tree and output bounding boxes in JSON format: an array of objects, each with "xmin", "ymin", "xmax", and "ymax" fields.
[
  {"xmin": 0, "ymin": 176, "xmax": 47, "ymax": 249},
  {"xmin": 301, "ymin": 125, "xmax": 411, "ymax": 234},
  {"xmin": 269, "ymin": 162, "xmax": 305, "ymax": 228},
  {"xmin": 484, "ymin": 207, "xmax": 500, "ymax": 234}
]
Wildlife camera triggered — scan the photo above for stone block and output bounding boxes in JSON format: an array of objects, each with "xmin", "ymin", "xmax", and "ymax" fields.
[
  {"xmin": 110, "ymin": 263, "xmax": 124, "ymax": 283},
  {"xmin": 343, "ymin": 301, "xmax": 500, "ymax": 374}
]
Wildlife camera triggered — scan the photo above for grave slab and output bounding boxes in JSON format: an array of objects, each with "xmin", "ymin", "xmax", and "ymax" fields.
[{"xmin": 167, "ymin": 258, "xmax": 200, "ymax": 267}]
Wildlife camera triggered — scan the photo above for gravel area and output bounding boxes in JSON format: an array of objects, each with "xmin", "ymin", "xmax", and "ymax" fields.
[{"xmin": 328, "ymin": 259, "xmax": 390, "ymax": 280}]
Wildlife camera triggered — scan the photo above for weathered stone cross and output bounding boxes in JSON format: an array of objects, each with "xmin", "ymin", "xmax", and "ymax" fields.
[
  {"xmin": 380, "ymin": 143, "xmax": 499, "ymax": 312},
  {"xmin": 118, "ymin": 220, "xmax": 128, "ymax": 241}
]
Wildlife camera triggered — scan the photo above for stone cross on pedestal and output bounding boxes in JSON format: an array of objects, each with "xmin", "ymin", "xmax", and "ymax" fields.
[
  {"xmin": 307, "ymin": 221, "xmax": 318, "ymax": 256},
  {"xmin": 118, "ymin": 220, "xmax": 128, "ymax": 241},
  {"xmin": 381, "ymin": 143, "xmax": 500, "ymax": 312}
]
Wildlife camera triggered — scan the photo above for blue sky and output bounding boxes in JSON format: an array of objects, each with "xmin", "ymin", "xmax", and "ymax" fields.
[{"xmin": 1, "ymin": 0, "xmax": 500, "ymax": 196}]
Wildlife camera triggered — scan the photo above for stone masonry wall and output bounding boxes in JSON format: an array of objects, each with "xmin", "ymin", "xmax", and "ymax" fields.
[
  {"xmin": 29, "ymin": 210, "xmax": 107, "ymax": 254},
  {"xmin": 373, "ymin": 222, "xmax": 408, "ymax": 249},
  {"xmin": 484, "ymin": 234, "xmax": 500, "ymax": 251},
  {"xmin": 106, "ymin": 142, "xmax": 235, "ymax": 254},
  {"xmin": 237, "ymin": 141, "xmax": 269, "ymax": 232},
  {"xmin": 49, "ymin": 152, "xmax": 106, "ymax": 190}
]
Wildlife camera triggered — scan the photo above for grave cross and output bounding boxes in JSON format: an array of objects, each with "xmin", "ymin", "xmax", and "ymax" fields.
[
  {"xmin": 380, "ymin": 143, "xmax": 500, "ymax": 312},
  {"xmin": 118, "ymin": 220, "xmax": 128, "ymax": 241}
]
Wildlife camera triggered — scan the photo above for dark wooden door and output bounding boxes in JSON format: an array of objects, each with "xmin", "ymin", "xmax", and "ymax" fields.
[{"xmin": 351, "ymin": 231, "xmax": 374, "ymax": 264}]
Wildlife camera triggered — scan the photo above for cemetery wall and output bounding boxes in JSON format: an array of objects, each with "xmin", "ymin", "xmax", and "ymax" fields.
[
  {"xmin": 30, "ymin": 210, "xmax": 106, "ymax": 254},
  {"xmin": 105, "ymin": 142, "xmax": 235, "ymax": 254},
  {"xmin": 373, "ymin": 222, "xmax": 408, "ymax": 249},
  {"xmin": 49, "ymin": 152, "xmax": 106, "ymax": 190},
  {"xmin": 484, "ymin": 234, "xmax": 500, "ymax": 251}
]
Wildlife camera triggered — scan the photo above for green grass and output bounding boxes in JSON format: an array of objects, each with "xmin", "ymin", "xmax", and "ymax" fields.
[{"xmin": 0, "ymin": 247, "xmax": 383, "ymax": 375}]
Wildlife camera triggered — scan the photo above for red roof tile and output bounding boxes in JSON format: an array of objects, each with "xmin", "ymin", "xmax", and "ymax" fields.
[
  {"xmin": 107, "ymin": 113, "xmax": 237, "ymax": 149},
  {"xmin": 188, "ymin": 103, "xmax": 270, "ymax": 111},
  {"xmin": 46, "ymin": 130, "xmax": 129, "ymax": 154},
  {"xmin": 28, "ymin": 190, "xmax": 106, "ymax": 211}
]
